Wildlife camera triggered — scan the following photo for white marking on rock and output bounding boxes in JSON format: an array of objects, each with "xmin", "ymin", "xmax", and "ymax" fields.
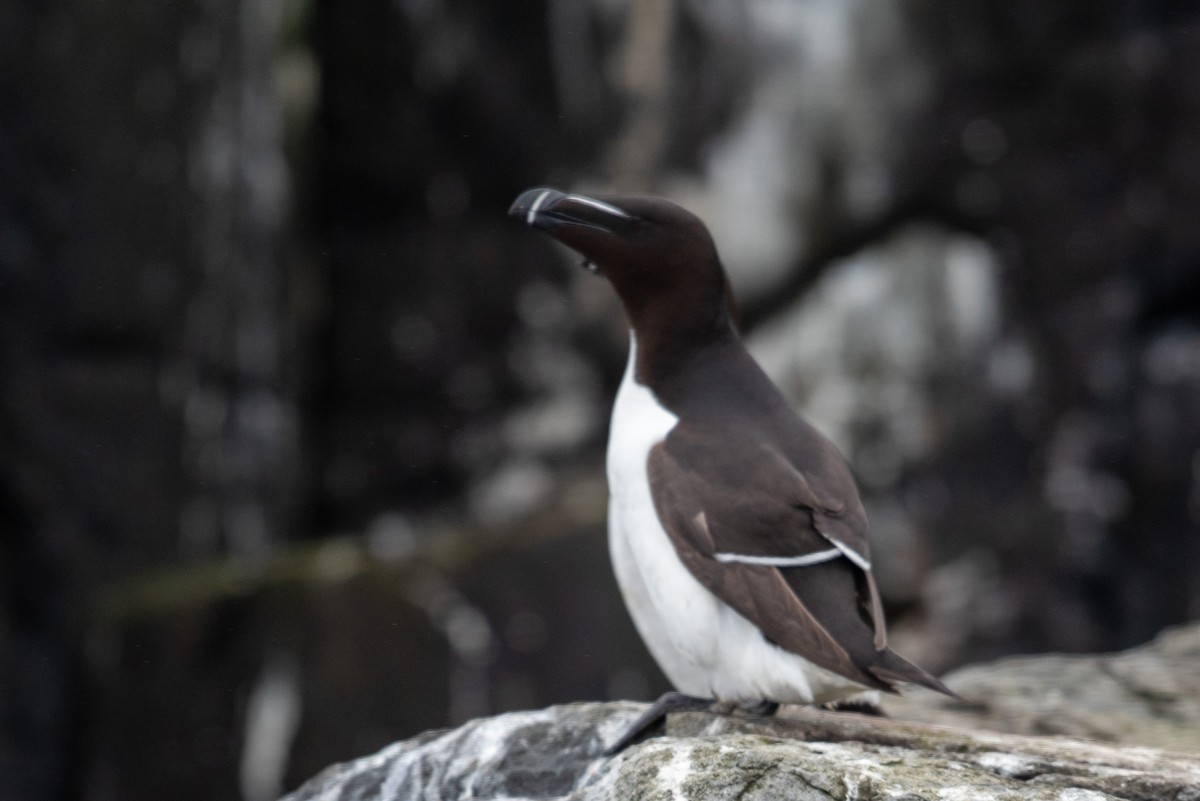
[
  {"xmin": 937, "ymin": 787, "xmax": 999, "ymax": 801},
  {"xmin": 1056, "ymin": 790, "xmax": 1117, "ymax": 801},
  {"xmin": 976, "ymin": 751, "xmax": 1039, "ymax": 779},
  {"xmin": 378, "ymin": 708, "xmax": 558, "ymax": 799},
  {"xmin": 240, "ymin": 654, "xmax": 302, "ymax": 801},
  {"xmin": 652, "ymin": 745, "xmax": 694, "ymax": 801}
]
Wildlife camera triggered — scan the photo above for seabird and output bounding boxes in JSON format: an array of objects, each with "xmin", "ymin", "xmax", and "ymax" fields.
[{"xmin": 508, "ymin": 187, "xmax": 957, "ymax": 753}]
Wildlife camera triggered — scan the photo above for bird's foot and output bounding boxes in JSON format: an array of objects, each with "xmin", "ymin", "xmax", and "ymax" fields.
[
  {"xmin": 603, "ymin": 695, "xmax": 782, "ymax": 754},
  {"xmin": 737, "ymin": 699, "xmax": 781, "ymax": 717},
  {"xmin": 823, "ymin": 698, "xmax": 888, "ymax": 717},
  {"xmin": 603, "ymin": 692, "xmax": 711, "ymax": 755}
]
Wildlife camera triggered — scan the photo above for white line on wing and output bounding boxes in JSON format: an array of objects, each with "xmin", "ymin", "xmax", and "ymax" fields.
[
  {"xmin": 713, "ymin": 548, "xmax": 842, "ymax": 567},
  {"xmin": 830, "ymin": 540, "xmax": 871, "ymax": 570}
]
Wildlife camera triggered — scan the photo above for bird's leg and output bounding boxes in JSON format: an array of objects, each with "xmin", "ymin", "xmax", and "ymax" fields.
[
  {"xmin": 823, "ymin": 698, "xmax": 888, "ymax": 717},
  {"xmin": 603, "ymin": 691, "xmax": 712, "ymax": 755}
]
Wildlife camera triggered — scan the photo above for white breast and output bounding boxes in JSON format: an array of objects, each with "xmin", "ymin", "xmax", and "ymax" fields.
[{"xmin": 605, "ymin": 334, "xmax": 867, "ymax": 705}]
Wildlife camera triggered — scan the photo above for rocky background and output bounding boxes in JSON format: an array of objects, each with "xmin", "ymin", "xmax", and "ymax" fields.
[{"xmin": 1, "ymin": 1, "xmax": 1198, "ymax": 800}]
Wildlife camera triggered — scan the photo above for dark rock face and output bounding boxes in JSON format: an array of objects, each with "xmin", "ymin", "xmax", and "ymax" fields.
[
  {"xmin": 285, "ymin": 625, "xmax": 1200, "ymax": 801},
  {"xmin": 2, "ymin": 0, "xmax": 298, "ymax": 797}
]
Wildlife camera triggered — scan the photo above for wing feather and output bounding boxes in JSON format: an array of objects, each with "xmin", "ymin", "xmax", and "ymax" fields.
[
  {"xmin": 650, "ymin": 422, "xmax": 888, "ymax": 651},
  {"xmin": 648, "ymin": 441, "xmax": 890, "ymax": 689}
]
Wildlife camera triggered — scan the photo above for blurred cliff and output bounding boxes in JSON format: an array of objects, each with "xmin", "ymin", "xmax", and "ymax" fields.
[{"xmin": 1, "ymin": 1, "xmax": 1198, "ymax": 799}]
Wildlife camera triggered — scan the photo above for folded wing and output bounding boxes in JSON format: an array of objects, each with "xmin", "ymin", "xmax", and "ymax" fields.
[{"xmin": 647, "ymin": 422, "xmax": 953, "ymax": 696}]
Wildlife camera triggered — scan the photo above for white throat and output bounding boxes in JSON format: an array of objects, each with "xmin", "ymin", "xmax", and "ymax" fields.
[{"xmin": 605, "ymin": 333, "xmax": 678, "ymax": 489}]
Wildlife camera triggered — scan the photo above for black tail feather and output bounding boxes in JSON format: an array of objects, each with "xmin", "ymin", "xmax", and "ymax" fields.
[
  {"xmin": 780, "ymin": 559, "xmax": 960, "ymax": 700},
  {"xmin": 869, "ymin": 649, "xmax": 962, "ymax": 701}
]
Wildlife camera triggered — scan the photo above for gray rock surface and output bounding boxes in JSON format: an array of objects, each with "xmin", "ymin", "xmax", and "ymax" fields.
[
  {"xmin": 885, "ymin": 623, "xmax": 1200, "ymax": 752},
  {"xmin": 283, "ymin": 625, "xmax": 1200, "ymax": 801}
]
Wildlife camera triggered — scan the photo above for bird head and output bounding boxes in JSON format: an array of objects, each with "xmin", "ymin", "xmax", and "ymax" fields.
[{"xmin": 509, "ymin": 187, "xmax": 737, "ymax": 337}]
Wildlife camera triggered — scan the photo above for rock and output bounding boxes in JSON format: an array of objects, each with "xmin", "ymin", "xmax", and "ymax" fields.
[
  {"xmin": 283, "ymin": 626, "xmax": 1200, "ymax": 801},
  {"xmin": 282, "ymin": 702, "xmax": 1200, "ymax": 801},
  {"xmin": 885, "ymin": 623, "xmax": 1200, "ymax": 751}
]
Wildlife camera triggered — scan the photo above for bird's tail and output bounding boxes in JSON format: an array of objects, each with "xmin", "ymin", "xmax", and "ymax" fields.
[{"xmin": 868, "ymin": 649, "xmax": 963, "ymax": 701}]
